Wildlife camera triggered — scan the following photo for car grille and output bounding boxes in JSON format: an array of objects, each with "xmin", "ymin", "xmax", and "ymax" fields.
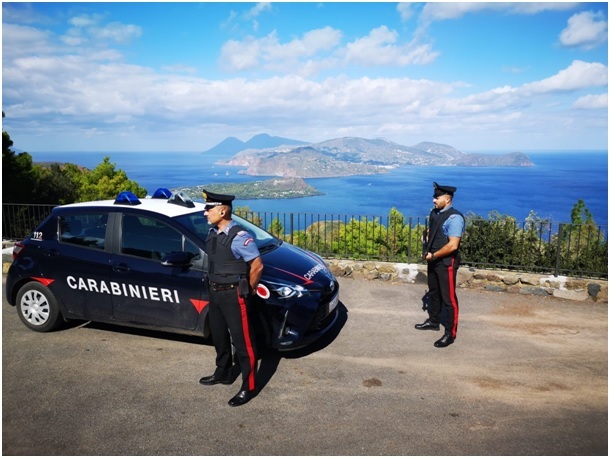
[{"xmin": 307, "ymin": 284, "xmax": 339, "ymax": 333}]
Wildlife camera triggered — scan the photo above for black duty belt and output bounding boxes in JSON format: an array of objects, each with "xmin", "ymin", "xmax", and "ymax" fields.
[{"xmin": 209, "ymin": 280, "xmax": 239, "ymax": 292}]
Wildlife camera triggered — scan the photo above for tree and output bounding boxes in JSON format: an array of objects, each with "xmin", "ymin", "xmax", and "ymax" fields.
[
  {"xmin": 268, "ymin": 217, "xmax": 284, "ymax": 238},
  {"xmin": 33, "ymin": 163, "xmax": 81, "ymax": 204},
  {"xmin": 77, "ymin": 156, "xmax": 147, "ymax": 201},
  {"xmin": 555, "ymin": 200, "xmax": 608, "ymax": 275},
  {"xmin": 461, "ymin": 211, "xmax": 522, "ymax": 268},
  {"xmin": 570, "ymin": 199, "xmax": 594, "ymax": 225},
  {"xmin": 234, "ymin": 206, "xmax": 262, "ymax": 227},
  {"xmin": 3, "ymin": 115, "xmax": 37, "ymax": 203},
  {"xmin": 380, "ymin": 208, "xmax": 425, "ymax": 261},
  {"xmin": 3, "ymin": 116, "xmax": 146, "ymax": 204},
  {"xmin": 335, "ymin": 216, "xmax": 385, "ymax": 259},
  {"xmin": 300, "ymin": 219, "xmax": 343, "ymax": 254}
]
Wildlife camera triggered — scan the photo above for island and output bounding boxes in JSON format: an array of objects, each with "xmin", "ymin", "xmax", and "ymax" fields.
[
  {"xmin": 173, "ymin": 177, "xmax": 323, "ymax": 200},
  {"xmin": 207, "ymin": 136, "xmax": 535, "ymax": 179}
]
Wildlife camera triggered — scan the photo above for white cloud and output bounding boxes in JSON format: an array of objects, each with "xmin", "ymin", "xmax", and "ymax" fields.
[
  {"xmin": 415, "ymin": 1, "xmax": 581, "ymax": 40},
  {"xmin": 572, "ymin": 93, "xmax": 608, "ymax": 109},
  {"xmin": 421, "ymin": 2, "xmax": 579, "ymax": 22},
  {"xmin": 2, "ymin": 4, "xmax": 607, "ymax": 151},
  {"xmin": 521, "ymin": 60, "xmax": 608, "ymax": 95},
  {"xmin": 266, "ymin": 27, "xmax": 342, "ymax": 60},
  {"xmin": 220, "ymin": 37, "xmax": 263, "ymax": 71},
  {"xmin": 61, "ymin": 35, "xmax": 86, "ymax": 47},
  {"xmin": 414, "ymin": 60, "xmax": 608, "ymax": 119},
  {"xmin": 219, "ymin": 25, "xmax": 437, "ymax": 75},
  {"xmin": 560, "ymin": 11, "xmax": 608, "ymax": 49},
  {"xmin": 63, "ymin": 14, "xmax": 142, "ymax": 46},
  {"xmin": 505, "ymin": 3, "xmax": 580, "ymax": 15},
  {"xmin": 219, "ymin": 27, "xmax": 343, "ymax": 73},
  {"xmin": 397, "ymin": 3, "xmax": 416, "ymax": 22},
  {"xmin": 69, "ymin": 14, "xmax": 102, "ymax": 28},
  {"xmin": 344, "ymin": 26, "xmax": 400, "ymax": 66},
  {"xmin": 421, "ymin": 2, "xmax": 496, "ymax": 22},
  {"xmin": 2, "ymin": 2, "xmax": 51, "ymax": 25},
  {"xmin": 2, "ymin": 23, "xmax": 55, "ymax": 57},
  {"xmin": 343, "ymin": 26, "xmax": 439, "ymax": 67},
  {"xmin": 4, "ymin": 43, "xmax": 607, "ymax": 150},
  {"xmin": 222, "ymin": 2, "xmax": 271, "ymax": 32},
  {"xmin": 246, "ymin": 2, "xmax": 272, "ymax": 19},
  {"xmin": 90, "ymin": 22, "xmax": 142, "ymax": 44}
]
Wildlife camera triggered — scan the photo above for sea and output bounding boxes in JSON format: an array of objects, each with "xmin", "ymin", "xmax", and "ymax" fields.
[{"xmin": 30, "ymin": 150, "xmax": 608, "ymax": 227}]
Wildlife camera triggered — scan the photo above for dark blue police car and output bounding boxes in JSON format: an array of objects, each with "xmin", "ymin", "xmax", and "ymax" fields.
[{"xmin": 5, "ymin": 189, "xmax": 340, "ymax": 350}]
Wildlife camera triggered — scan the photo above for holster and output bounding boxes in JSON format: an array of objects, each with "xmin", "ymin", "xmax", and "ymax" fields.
[{"xmin": 238, "ymin": 278, "xmax": 250, "ymax": 298}]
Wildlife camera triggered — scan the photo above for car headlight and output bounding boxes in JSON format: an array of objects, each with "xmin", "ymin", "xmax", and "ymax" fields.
[{"xmin": 265, "ymin": 281, "xmax": 309, "ymax": 299}]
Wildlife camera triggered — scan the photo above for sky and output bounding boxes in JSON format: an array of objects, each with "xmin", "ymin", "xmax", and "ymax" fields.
[{"xmin": 2, "ymin": 2, "xmax": 608, "ymax": 153}]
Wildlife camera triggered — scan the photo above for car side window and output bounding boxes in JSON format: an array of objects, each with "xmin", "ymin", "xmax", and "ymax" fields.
[
  {"xmin": 59, "ymin": 213, "xmax": 108, "ymax": 250},
  {"xmin": 121, "ymin": 214, "xmax": 200, "ymax": 262}
]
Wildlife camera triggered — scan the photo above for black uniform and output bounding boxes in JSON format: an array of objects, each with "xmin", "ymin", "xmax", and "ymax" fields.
[
  {"xmin": 426, "ymin": 206, "xmax": 464, "ymax": 338},
  {"xmin": 205, "ymin": 223, "xmax": 258, "ymax": 392}
]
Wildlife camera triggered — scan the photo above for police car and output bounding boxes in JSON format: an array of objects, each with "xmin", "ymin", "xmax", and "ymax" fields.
[{"xmin": 5, "ymin": 189, "xmax": 340, "ymax": 350}]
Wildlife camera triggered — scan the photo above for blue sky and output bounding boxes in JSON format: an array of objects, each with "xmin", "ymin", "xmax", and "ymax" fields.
[{"xmin": 2, "ymin": 2, "xmax": 608, "ymax": 153}]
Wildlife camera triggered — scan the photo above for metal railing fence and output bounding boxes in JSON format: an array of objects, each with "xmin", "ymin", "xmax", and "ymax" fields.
[
  {"xmin": 3, "ymin": 204, "xmax": 57, "ymax": 243},
  {"xmin": 3, "ymin": 203, "xmax": 608, "ymax": 279}
]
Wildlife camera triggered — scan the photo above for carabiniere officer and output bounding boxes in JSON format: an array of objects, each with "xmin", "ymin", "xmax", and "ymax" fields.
[
  {"xmin": 199, "ymin": 190, "xmax": 263, "ymax": 407},
  {"xmin": 416, "ymin": 182, "xmax": 465, "ymax": 348}
]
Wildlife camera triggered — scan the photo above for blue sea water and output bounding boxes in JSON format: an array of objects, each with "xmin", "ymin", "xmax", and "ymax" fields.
[{"xmin": 31, "ymin": 150, "xmax": 608, "ymax": 226}]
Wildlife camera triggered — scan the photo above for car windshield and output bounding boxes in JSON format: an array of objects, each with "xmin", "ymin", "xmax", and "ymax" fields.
[{"xmin": 174, "ymin": 211, "xmax": 279, "ymax": 250}]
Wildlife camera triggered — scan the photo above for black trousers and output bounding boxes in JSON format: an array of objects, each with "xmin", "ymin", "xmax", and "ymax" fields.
[
  {"xmin": 208, "ymin": 288, "xmax": 257, "ymax": 391},
  {"xmin": 427, "ymin": 257, "xmax": 460, "ymax": 338}
]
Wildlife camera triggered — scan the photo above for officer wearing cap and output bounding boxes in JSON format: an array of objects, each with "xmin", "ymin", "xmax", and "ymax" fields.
[
  {"xmin": 198, "ymin": 190, "xmax": 263, "ymax": 406},
  {"xmin": 416, "ymin": 182, "xmax": 465, "ymax": 348}
]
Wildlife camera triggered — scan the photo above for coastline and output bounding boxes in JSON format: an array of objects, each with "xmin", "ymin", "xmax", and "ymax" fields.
[{"xmin": 29, "ymin": 150, "xmax": 608, "ymax": 226}]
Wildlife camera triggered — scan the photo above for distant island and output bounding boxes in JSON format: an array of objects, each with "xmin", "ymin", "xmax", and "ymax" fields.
[
  {"xmin": 201, "ymin": 134, "xmax": 535, "ymax": 179},
  {"xmin": 173, "ymin": 177, "xmax": 323, "ymax": 200}
]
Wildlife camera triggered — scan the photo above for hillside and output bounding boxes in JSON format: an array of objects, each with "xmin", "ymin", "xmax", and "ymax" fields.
[
  {"xmin": 201, "ymin": 133, "xmax": 307, "ymax": 162},
  {"xmin": 214, "ymin": 135, "xmax": 534, "ymax": 178},
  {"xmin": 173, "ymin": 177, "xmax": 323, "ymax": 200}
]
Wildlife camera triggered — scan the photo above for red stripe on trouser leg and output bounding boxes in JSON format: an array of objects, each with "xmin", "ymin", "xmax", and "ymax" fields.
[
  {"xmin": 237, "ymin": 293, "xmax": 257, "ymax": 391},
  {"xmin": 447, "ymin": 259, "xmax": 459, "ymax": 338}
]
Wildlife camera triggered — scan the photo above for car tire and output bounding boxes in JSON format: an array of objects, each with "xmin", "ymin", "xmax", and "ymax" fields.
[{"xmin": 16, "ymin": 282, "xmax": 63, "ymax": 332}]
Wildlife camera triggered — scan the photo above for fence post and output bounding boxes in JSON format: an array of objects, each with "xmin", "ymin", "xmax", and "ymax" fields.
[
  {"xmin": 407, "ymin": 216, "xmax": 413, "ymax": 263},
  {"xmin": 290, "ymin": 213, "xmax": 294, "ymax": 245},
  {"xmin": 554, "ymin": 223, "xmax": 564, "ymax": 277}
]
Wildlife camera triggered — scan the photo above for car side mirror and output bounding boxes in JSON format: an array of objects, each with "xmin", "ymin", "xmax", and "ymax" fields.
[{"xmin": 161, "ymin": 252, "xmax": 192, "ymax": 267}]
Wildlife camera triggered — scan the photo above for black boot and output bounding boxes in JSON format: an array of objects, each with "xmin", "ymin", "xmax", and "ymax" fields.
[
  {"xmin": 228, "ymin": 389, "xmax": 257, "ymax": 407},
  {"xmin": 415, "ymin": 319, "xmax": 440, "ymax": 331},
  {"xmin": 434, "ymin": 333, "xmax": 455, "ymax": 348}
]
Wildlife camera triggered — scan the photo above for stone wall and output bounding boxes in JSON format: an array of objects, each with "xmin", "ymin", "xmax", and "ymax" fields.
[
  {"xmin": 325, "ymin": 259, "xmax": 608, "ymax": 303},
  {"xmin": 3, "ymin": 240, "xmax": 606, "ymax": 303}
]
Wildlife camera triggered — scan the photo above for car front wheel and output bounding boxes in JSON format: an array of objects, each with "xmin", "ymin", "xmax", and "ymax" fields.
[{"xmin": 16, "ymin": 282, "xmax": 63, "ymax": 332}]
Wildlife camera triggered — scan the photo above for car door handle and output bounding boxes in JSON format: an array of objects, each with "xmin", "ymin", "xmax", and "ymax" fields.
[{"xmin": 112, "ymin": 264, "xmax": 130, "ymax": 273}]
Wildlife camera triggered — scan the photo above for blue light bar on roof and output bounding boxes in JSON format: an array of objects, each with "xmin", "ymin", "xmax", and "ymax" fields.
[
  {"xmin": 114, "ymin": 191, "xmax": 142, "ymax": 206},
  {"xmin": 168, "ymin": 191, "xmax": 195, "ymax": 208},
  {"xmin": 151, "ymin": 187, "xmax": 172, "ymax": 199}
]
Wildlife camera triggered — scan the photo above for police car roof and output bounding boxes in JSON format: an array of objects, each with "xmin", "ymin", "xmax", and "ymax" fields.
[{"xmin": 59, "ymin": 193, "xmax": 205, "ymax": 218}]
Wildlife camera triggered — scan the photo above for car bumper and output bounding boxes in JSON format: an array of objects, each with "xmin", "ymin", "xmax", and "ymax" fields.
[{"xmin": 276, "ymin": 289, "xmax": 340, "ymax": 350}]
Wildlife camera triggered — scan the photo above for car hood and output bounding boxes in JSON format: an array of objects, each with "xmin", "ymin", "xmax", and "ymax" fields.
[{"xmin": 259, "ymin": 241, "xmax": 335, "ymax": 290}]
